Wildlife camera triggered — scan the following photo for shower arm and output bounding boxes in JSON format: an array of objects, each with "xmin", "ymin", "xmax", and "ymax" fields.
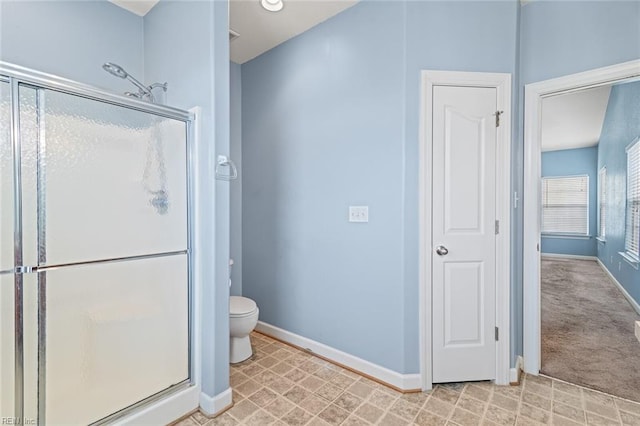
[{"xmin": 125, "ymin": 73, "xmax": 154, "ymax": 98}]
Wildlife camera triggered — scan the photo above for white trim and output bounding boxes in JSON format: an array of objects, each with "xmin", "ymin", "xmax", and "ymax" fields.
[
  {"xmin": 510, "ymin": 356, "xmax": 523, "ymax": 384},
  {"xmin": 419, "ymin": 70, "xmax": 511, "ymax": 391},
  {"xmin": 635, "ymin": 321, "xmax": 640, "ymax": 343},
  {"xmin": 596, "ymin": 258, "xmax": 640, "ymax": 315},
  {"xmin": 523, "ymin": 59, "xmax": 640, "ymax": 375},
  {"xmin": 115, "ymin": 386, "xmax": 199, "ymax": 426},
  {"xmin": 255, "ymin": 322, "xmax": 421, "ymax": 391},
  {"xmin": 199, "ymin": 388, "xmax": 233, "ymax": 417},
  {"xmin": 541, "ymin": 253, "xmax": 598, "ymax": 261}
]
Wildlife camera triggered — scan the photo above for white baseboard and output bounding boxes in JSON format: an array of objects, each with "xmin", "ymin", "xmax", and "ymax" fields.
[
  {"xmin": 255, "ymin": 322, "xmax": 421, "ymax": 391},
  {"xmin": 199, "ymin": 387, "xmax": 233, "ymax": 417},
  {"xmin": 115, "ymin": 385, "xmax": 199, "ymax": 426},
  {"xmin": 596, "ymin": 259, "xmax": 640, "ymax": 315},
  {"xmin": 510, "ymin": 356, "xmax": 523, "ymax": 384},
  {"xmin": 541, "ymin": 253, "xmax": 597, "ymax": 261}
]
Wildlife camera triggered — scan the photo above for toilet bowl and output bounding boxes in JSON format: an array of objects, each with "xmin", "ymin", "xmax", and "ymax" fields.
[{"xmin": 229, "ymin": 296, "xmax": 259, "ymax": 363}]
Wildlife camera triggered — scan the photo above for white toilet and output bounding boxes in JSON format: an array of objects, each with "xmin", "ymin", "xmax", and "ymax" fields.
[{"xmin": 229, "ymin": 296, "xmax": 259, "ymax": 363}]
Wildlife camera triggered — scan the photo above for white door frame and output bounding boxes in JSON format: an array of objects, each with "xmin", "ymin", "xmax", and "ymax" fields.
[
  {"xmin": 522, "ymin": 59, "xmax": 640, "ymax": 375},
  {"xmin": 419, "ymin": 70, "xmax": 512, "ymax": 390}
]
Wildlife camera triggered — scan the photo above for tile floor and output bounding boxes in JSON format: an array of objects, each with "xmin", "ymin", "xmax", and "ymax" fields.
[{"xmin": 176, "ymin": 332, "xmax": 640, "ymax": 426}]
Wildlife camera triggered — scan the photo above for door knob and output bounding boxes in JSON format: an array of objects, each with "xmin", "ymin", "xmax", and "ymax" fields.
[{"xmin": 435, "ymin": 245, "xmax": 449, "ymax": 256}]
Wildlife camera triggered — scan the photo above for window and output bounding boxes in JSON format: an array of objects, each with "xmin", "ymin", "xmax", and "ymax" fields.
[
  {"xmin": 541, "ymin": 175, "xmax": 589, "ymax": 235},
  {"xmin": 598, "ymin": 167, "xmax": 606, "ymax": 240},
  {"xmin": 625, "ymin": 138, "xmax": 640, "ymax": 261}
]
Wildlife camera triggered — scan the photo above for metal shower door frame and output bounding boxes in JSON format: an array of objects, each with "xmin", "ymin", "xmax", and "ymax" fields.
[{"xmin": 0, "ymin": 61, "xmax": 197, "ymax": 425}]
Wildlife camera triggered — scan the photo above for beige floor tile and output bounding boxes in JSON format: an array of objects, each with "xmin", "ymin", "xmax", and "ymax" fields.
[
  {"xmin": 484, "ymin": 405, "xmax": 517, "ymax": 425},
  {"xmin": 450, "ymin": 408, "xmax": 482, "ymax": 426},
  {"xmin": 315, "ymin": 383, "xmax": 344, "ymax": 402},
  {"xmin": 424, "ymin": 397, "xmax": 456, "ymax": 419},
  {"xmin": 207, "ymin": 412, "xmax": 239, "ymax": 426},
  {"xmin": 464, "ymin": 385, "xmax": 492, "ymax": 403},
  {"xmin": 415, "ymin": 410, "xmax": 448, "ymax": 426},
  {"xmin": 491, "ymin": 393, "xmax": 519, "ymax": 412},
  {"xmin": 585, "ymin": 412, "xmax": 621, "ymax": 426},
  {"xmin": 378, "ymin": 412, "xmax": 409, "ymax": 426},
  {"xmin": 585, "ymin": 400, "xmax": 620, "ymax": 421},
  {"xmin": 244, "ymin": 409, "xmax": 277, "ymax": 426},
  {"xmin": 264, "ymin": 396, "xmax": 297, "ymax": 418},
  {"xmin": 551, "ymin": 414, "xmax": 584, "ymax": 426},
  {"xmin": 284, "ymin": 385, "xmax": 313, "ymax": 405},
  {"xmin": 298, "ymin": 394, "xmax": 332, "ymax": 415},
  {"xmin": 518, "ymin": 403, "xmax": 551, "ymax": 424},
  {"xmin": 334, "ymin": 392, "xmax": 363, "ymax": 412},
  {"xmin": 457, "ymin": 395, "xmax": 488, "ymax": 414},
  {"xmin": 218, "ymin": 333, "xmax": 640, "ymax": 426},
  {"xmin": 280, "ymin": 407, "xmax": 313, "ymax": 426},
  {"xmin": 367, "ymin": 389, "xmax": 398, "ymax": 410},
  {"xmin": 353, "ymin": 403, "xmax": 384, "ymax": 424},
  {"xmin": 433, "ymin": 388, "xmax": 462, "ymax": 405},
  {"xmin": 249, "ymin": 387, "xmax": 279, "ymax": 408},
  {"xmin": 191, "ymin": 411, "xmax": 213, "ymax": 425},
  {"xmin": 317, "ymin": 404, "xmax": 350, "ymax": 425},
  {"xmin": 553, "ymin": 402, "xmax": 586, "ymax": 423},
  {"xmin": 389, "ymin": 397, "xmax": 421, "ymax": 421},
  {"xmin": 619, "ymin": 410, "xmax": 640, "ymax": 426},
  {"xmin": 227, "ymin": 399, "xmax": 259, "ymax": 422}
]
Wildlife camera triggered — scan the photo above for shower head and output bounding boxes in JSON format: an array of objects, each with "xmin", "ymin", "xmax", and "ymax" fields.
[
  {"xmin": 102, "ymin": 61, "xmax": 167, "ymax": 104},
  {"xmin": 102, "ymin": 62, "xmax": 128, "ymax": 79}
]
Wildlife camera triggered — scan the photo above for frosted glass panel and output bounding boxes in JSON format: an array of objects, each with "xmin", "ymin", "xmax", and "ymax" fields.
[
  {"xmin": 0, "ymin": 81, "xmax": 12, "ymax": 272},
  {"xmin": 0, "ymin": 273, "xmax": 15, "ymax": 418},
  {"xmin": 42, "ymin": 90, "xmax": 188, "ymax": 266},
  {"xmin": 44, "ymin": 254, "xmax": 189, "ymax": 425}
]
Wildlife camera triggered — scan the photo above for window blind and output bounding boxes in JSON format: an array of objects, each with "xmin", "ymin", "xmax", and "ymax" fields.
[
  {"xmin": 541, "ymin": 175, "xmax": 589, "ymax": 235},
  {"xmin": 625, "ymin": 139, "xmax": 640, "ymax": 260},
  {"xmin": 598, "ymin": 167, "xmax": 606, "ymax": 239}
]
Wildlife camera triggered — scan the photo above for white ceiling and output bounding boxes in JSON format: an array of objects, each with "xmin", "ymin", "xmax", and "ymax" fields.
[
  {"xmin": 230, "ymin": 0, "xmax": 358, "ymax": 64},
  {"xmin": 541, "ymin": 86, "xmax": 612, "ymax": 152},
  {"xmin": 109, "ymin": 0, "xmax": 159, "ymax": 16}
]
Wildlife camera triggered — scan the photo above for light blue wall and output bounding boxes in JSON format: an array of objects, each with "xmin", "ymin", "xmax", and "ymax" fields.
[
  {"xmin": 0, "ymin": 0, "xmax": 144, "ymax": 93},
  {"xmin": 596, "ymin": 80, "xmax": 640, "ymax": 305},
  {"xmin": 230, "ymin": 62, "xmax": 242, "ymax": 296},
  {"xmin": 243, "ymin": 1, "xmax": 407, "ymax": 372},
  {"xmin": 541, "ymin": 147, "xmax": 598, "ymax": 256},
  {"xmin": 516, "ymin": 0, "xmax": 640, "ymax": 363},
  {"xmin": 242, "ymin": 0, "xmax": 518, "ymax": 374}
]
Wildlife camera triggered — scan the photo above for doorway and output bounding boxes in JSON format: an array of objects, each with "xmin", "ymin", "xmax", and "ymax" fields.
[
  {"xmin": 419, "ymin": 70, "xmax": 511, "ymax": 390},
  {"xmin": 523, "ymin": 59, "xmax": 640, "ymax": 398}
]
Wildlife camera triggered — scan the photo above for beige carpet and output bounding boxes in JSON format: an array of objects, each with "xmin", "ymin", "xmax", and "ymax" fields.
[{"xmin": 541, "ymin": 257, "xmax": 640, "ymax": 402}]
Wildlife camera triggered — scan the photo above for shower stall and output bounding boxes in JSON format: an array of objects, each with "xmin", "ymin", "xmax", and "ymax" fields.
[{"xmin": 0, "ymin": 62, "xmax": 196, "ymax": 424}]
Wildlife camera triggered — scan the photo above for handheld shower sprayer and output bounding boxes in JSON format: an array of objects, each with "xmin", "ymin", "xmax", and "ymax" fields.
[{"xmin": 102, "ymin": 62, "xmax": 167, "ymax": 103}]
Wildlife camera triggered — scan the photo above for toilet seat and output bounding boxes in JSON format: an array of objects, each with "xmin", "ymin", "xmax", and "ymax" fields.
[{"xmin": 230, "ymin": 296, "xmax": 257, "ymax": 317}]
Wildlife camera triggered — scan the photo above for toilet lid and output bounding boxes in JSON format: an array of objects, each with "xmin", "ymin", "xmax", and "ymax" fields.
[{"xmin": 230, "ymin": 296, "xmax": 257, "ymax": 316}]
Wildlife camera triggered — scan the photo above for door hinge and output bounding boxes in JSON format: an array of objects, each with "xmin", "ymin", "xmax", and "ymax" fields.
[
  {"xmin": 495, "ymin": 220, "xmax": 500, "ymax": 235},
  {"xmin": 495, "ymin": 326, "xmax": 499, "ymax": 341},
  {"xmin": 537, "ymin": 243, "xmax": 540, "ymax": 252},
  {"xmin": 494, "ymin": 110, "xmax": 504, "ymax": 127}
]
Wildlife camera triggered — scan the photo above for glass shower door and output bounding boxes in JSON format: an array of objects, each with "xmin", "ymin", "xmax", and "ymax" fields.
[
  {"xmin": 0, "ymin": 78, "xmax": 16, "ymax": 422},
  {"xmin": 15, "ymin": 84, "xmax": 191, "ymax": 425}
]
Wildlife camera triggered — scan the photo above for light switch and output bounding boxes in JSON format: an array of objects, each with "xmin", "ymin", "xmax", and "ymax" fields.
[{"xmin": 349, "ymin": 206, "xmax": 368, "ymax": 223}]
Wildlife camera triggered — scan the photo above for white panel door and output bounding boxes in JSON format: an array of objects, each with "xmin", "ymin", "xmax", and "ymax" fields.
[{"xmin": 432, "ymin": 85, "xmax": 497, "ymax": 383}]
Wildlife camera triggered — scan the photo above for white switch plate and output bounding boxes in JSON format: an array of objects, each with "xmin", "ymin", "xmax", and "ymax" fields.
[
  {"xmin": 635, "ymin": 321, "xmax": 640, "ymax": 343},
  {"xmin": 349, "ymin": 206, "xmax": 368, "ymax": 223}
]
